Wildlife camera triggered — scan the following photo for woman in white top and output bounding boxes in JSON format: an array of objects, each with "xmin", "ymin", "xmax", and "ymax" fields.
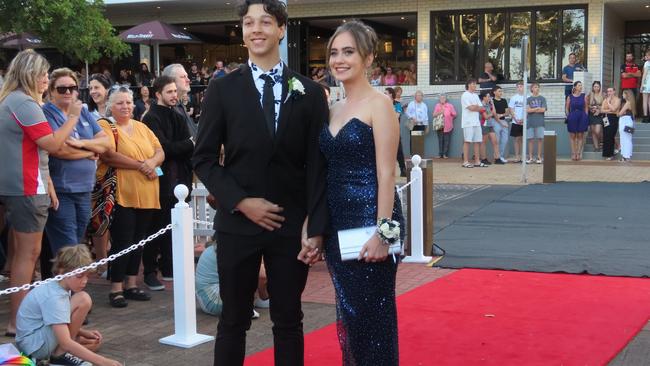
[
  {"xmin": 640, "ymin": 49, "xmax": 650, "ymax": 123},
  {"xmin": 405, "ymin": 90, "xmax": 429, "ymax": 132},
  {"xmin": 618, "ymin": 89, "xmax": 636, "ymax": 162}
]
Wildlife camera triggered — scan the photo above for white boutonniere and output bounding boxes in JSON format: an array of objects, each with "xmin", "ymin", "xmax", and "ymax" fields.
[{"xmin": 285, "ymin": 77, "xmax": 305, "ymax": 103}]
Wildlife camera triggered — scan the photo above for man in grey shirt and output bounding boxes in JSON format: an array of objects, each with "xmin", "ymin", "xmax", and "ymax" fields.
[
  {"xmin": 162, "ymin": 63, "xmax": 198, "ymax": 138},
  {"xmin": 526, "ymin": 82, "xmax": 547, "ymax": 163}
]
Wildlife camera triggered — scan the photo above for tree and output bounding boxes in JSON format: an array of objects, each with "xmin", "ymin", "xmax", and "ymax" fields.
[{"xmin": 0, "ymin": 0, "xmax": 130, "ymax": 63}]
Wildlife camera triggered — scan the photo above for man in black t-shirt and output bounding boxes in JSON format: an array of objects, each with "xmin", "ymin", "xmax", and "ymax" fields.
[
  {"xmin": 491, "ymin": 86, "xmax": 510, "ymax": 163},
  {"xmin": 479, "ymin": 62, "xmax": 498, "ymax": 90}
]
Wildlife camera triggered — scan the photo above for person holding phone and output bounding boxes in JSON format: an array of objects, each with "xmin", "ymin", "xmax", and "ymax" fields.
[{"xmin": 97, "ymin": 86, "xmax": 164, "ymax": 308}]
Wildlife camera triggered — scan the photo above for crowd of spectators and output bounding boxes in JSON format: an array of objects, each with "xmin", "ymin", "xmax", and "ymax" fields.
[
  {"xmin": 366, "ymin": 63, "xmax": 417, "ymax": 86},
  {"xmin": 0, "ymin": 50, "xmax": 272, "ymax": 365}
]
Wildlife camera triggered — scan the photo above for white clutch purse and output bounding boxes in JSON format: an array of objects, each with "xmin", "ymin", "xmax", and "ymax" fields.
[{"xmin": 337, "ymin": 226, "xmax": 402, "ymax": 261}]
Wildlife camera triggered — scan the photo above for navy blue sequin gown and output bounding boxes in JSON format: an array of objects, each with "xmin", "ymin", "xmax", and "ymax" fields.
[{"xmin": 320, "ymin": 118, "xmax": 404, "ymax": 366}]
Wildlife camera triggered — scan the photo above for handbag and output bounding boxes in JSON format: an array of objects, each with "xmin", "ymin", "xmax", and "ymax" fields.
[
  {"xmin": 88, "ymin": 118, "xmax": 119, "ymax": 236},
  {"xmin": 406, "ymin": 118, "xmax": 416, "ymax": 131},
  {"xmin": 337, "ymin": 226, "xmax": 402, "ymax": 261},
  {"xmin": 624, "ymin": 125, "xmax": 635, "ymax": 134},
  {"xmin": 433, "ymin": 113, "xmax": 445, "ymax": 130}
]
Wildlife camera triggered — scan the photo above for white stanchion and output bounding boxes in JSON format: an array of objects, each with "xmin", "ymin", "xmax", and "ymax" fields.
[
  {"xmin": 159, "ymin": 185, "xmax": 214, "ymax": 348},
  {"xmin": 402, "ymin": 155, "xmax": 432, "ymax": 264}
]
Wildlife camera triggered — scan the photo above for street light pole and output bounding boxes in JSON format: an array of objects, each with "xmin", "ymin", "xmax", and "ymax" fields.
[
  {"xmin": 521, "ymin": 35, "xmax": 529, "ymax": 183},
  {"xmin": 279, "ymin": 0, "xmax": 288, "ymax": 64}
]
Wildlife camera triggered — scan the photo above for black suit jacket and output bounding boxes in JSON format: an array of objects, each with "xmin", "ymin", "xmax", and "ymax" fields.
[{"xmin": 192, "ymin": 64, "xmax": 329, "ymax": 238}]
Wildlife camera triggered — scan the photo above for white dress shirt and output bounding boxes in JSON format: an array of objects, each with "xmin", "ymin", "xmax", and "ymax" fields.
[{"xmin": 249, "ymin": 60, "xmax": 284, "ymax": 130}]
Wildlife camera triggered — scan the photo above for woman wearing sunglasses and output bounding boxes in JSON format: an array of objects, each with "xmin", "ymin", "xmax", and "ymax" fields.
[{"xmin": 42, "ymin": 68, "xmax": 111, "ymax": 257}]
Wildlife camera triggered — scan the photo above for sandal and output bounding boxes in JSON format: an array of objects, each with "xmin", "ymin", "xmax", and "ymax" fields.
[
  {"xmin": 123, "ymin": 287, "xmax": 151, "ymax": 301},
  {"xmin": 108, "ymin": 292, "xmax": 128, "ymax": 308},
  {"xmin": 462, "ymin": 162, "xmax": 474, "ymax": 168}
]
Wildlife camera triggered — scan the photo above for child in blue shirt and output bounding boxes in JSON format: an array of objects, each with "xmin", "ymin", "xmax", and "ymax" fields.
[{"xmin": 16, "ymin": 245, "xmax": 121, "ymax": 366}]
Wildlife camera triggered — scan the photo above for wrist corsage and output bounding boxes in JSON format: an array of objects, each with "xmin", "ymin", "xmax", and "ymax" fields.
[{"xmin": 376, "ymin": 218, "xmax": 400, "ymax": 246}]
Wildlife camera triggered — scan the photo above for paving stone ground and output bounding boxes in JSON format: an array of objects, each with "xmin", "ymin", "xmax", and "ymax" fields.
[{"xmin": 0, "ymin": 264, "xmax": 449, "ymax": 365}]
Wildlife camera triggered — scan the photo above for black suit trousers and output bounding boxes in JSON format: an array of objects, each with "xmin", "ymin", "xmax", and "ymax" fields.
[{"xmin": 214, "ymin": 231, "xmax": 308, "ymax": 366}]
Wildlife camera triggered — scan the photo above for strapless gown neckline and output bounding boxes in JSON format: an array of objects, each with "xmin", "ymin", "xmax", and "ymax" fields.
[{"xmin": 325, "ymin": 117, "xmax": 371, "ymax": 139}]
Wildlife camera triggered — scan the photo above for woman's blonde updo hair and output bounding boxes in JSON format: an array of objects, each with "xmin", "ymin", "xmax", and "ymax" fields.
[
  {"xmin": 326, "ymin": 20, "xmax": 378, "ymax": 66},
  {"xmin": 0, "ymin": 49, "xmax": 50, "ymax": 104},
  {"xmin": 48, "ymin": 67, "xmax": 79, "ymax": 93}
]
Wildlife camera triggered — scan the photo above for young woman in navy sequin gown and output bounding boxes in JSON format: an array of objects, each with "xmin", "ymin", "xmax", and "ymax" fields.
[{"xmin": 316, "ymin": 20, "xmax": 404, "ymax": 365}]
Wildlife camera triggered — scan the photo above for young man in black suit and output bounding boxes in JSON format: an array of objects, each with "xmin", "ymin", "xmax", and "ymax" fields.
[{"xmin": 192, "ymin": 1, "xmax": 329, "ymax": 365}]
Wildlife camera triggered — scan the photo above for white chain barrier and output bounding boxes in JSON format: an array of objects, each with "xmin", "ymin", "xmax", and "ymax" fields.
[
  {"xmin": 0, "ymin": 224, "xmax": 172, "ymax": 297},
  {"xmin": 192, "ymin": 219, "xmax": 215, "ymax": 227},
  {"xmin": 396, "ymin": 177, "xmax": 419, "ymax": 193},
  {"xmin": 0, "ymin": 180, "xmax": 416, "ymax": 297}
]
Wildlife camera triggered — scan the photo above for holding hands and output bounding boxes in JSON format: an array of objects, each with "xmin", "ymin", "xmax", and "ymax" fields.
[{"xmin": 297, "ymin": 217, "xmax": 323, "ymax": 265}]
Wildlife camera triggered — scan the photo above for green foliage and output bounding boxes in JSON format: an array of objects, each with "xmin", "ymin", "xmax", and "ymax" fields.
[{"xmin": 0, "ymin": 0, "xmax": 130, "ymax": 63}]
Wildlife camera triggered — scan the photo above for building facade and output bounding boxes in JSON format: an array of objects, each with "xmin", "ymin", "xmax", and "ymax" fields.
[{"xmin": 105, "ymin": 0, "xmax": 648, "ymax": 157}]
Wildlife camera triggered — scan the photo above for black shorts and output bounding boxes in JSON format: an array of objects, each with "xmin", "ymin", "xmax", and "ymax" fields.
[{"xmin": 510, "ymin": 124, "xmax": 523, "ymax": 137}]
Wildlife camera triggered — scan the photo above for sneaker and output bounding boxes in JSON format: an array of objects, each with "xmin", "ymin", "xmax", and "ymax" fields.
[
  {"xmin": 255, "ymin": 297, "xmax": 270, "ymax": 309},
  {"xmin": 49, "ymin": 352, "xmax": 92, "ymax": 366},
  {"xmin": 144, "ymin": 272, "xmax": 165, "ymax": 291},
  {"xmin": 480, "ymin": 159, "xmax": 492, "ymax": 165},
  {"xmin": 493, "ymin": 159, "xmax": 505, "ymax": 165},
  {"xmin": 525, "ymin": 158, "xmax": 533, "ymax": 164},
  {"xmin": 535, "ymin": 159, "xmax": 543, "ymax": 164},
  {"xmin": 161, "ymin": 272, "xmax": 173, "ymax": 282},
  {"xmin": 499, "ymin": 157, "xmax": 508, "ymax": 163}
]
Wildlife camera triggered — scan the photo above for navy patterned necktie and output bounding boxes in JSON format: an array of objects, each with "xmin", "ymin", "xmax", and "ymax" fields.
[{"xmin": 260, "ymin": 74, "xmax": 275, "ymax": 138}]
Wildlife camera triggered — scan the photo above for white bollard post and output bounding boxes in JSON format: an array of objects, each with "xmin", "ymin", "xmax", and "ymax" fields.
[
  {"xmin": 159, "ymin": 184, "xmax": 214, "ymax": 348},
  {"xmin": 402, "ymin": 155, "xmax": 432, "ymax": 264}
]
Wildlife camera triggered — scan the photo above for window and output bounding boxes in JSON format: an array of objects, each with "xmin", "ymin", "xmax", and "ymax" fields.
[
  {"xmin": 458, "ymin": 14, "xmax": 479, "ymax": 81},
  {"xmin": 562, "ymin": 9, "xmax": 586, "ymax": 68},
  {"xmin": 432, "ymin": 14, "xmax": 455, "ymax": 82},
  {"xmin": 536, "ymin": 10, "xmax": 560, "ymax": 79},
  {"xmin": 484, "ymin": 13, "xmax": 506, "ymax": 76},
  {"xmin": 430, "ymin": 6, "xmax": 587, "ymax": 84},
  {"xmin": 508, "ymin": 11, "xmax": 531, "ymax": 80}
]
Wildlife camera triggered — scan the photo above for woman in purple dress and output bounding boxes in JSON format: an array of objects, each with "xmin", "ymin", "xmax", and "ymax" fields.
[{"xmin": 565, "ymin": 81, "xmax": 589, "ymax": 160}]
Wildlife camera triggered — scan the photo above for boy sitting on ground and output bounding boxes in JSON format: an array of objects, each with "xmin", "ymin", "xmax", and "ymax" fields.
[{"xmin": 16, "ymin": 244, "xmax": 122, "ymax": 366}]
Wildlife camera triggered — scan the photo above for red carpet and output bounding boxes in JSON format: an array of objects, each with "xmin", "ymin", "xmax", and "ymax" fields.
[{"xmin": 246, "ymin": 269, "xmax": 650, "ymax": 365}]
